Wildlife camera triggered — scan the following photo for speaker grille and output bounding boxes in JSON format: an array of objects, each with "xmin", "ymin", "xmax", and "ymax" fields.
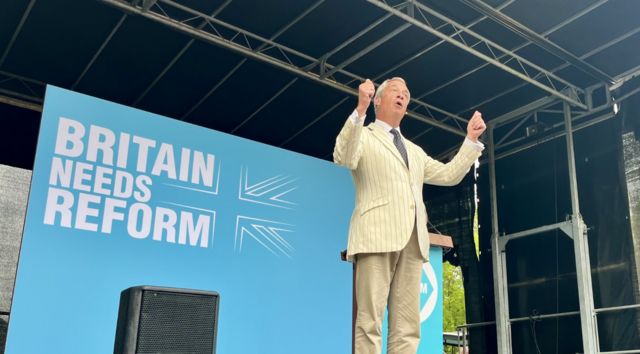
[{"xmin": 136, "ymin": 290, "xmax": 218, "ymax": 354}]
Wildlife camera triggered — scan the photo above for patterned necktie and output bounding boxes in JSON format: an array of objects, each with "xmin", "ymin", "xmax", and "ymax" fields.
[{"xmin": 390, "ymin": 128, "xmax": 409, "ymax": 167}]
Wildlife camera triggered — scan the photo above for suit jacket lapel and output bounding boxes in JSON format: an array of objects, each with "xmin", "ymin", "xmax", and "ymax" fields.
[{"xmin": 368, "ymin": 123, "xmax": 409, "ymax": 170}]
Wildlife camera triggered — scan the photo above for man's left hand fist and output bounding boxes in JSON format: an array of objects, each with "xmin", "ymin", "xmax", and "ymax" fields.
[{"xmin": 466, "ymin": 110, "xmax": 486, "ymax": 142}]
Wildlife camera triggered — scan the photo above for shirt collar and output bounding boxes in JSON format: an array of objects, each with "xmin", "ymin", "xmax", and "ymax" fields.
[{"xmin": 374, "ymin": 119, "xmax": 401, "ymax": 136}]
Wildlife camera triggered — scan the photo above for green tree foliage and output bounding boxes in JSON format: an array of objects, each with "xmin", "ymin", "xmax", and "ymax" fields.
[{"xmin": 443, "ymin": 262, "xmax": 466, "ymax": 333}]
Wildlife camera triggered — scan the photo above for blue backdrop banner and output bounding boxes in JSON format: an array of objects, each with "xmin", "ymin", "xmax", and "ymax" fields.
[{"xmin": 6, "ymin": 85, "xmax": 355, "ymax": 353}]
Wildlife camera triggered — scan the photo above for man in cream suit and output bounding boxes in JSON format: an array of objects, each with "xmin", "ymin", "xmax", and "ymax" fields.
[{"xmin": 334, "ymin": 77, "xmax": 486, "ymax": 354}]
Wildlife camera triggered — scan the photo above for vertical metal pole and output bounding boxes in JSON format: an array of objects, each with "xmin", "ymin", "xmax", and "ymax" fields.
[
  {"xmin": 564, "ymin": 102, "xmax": 582, "ymax": 218},
  {"xmin": 463, "ymin": 327, "xmax": 468, "ymax": 353},
  {"xmin": 594, "ymin": 313, "xmax": 601, "ymax": 350},
  {"xmin": 563, "ymin": 102, "xmax": 599, "ymax": 353},
  {"xmin": 489, "ymin": 126, "xmax": 512, "ymax": 354}
]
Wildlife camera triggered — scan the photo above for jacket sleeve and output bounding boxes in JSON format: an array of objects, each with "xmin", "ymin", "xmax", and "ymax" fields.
[
  {"xmin": 422, "ymin": 141, "xmax": 482, "ymax": 186},
  {"xmin": 333, "ymin": 115, "xmax": 365, "ymax": 170}
]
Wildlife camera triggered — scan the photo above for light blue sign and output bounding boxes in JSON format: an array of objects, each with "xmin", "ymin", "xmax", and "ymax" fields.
[
  {"xmin": 6, "ymin": 86, "xmax": 355, "ymax": 353},
  {"xmin": 419, "ymin": 248, "xmax": 444, "ymax": 353}
]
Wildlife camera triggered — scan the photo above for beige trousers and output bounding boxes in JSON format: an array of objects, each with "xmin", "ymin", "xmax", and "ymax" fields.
[{"xmin": 354, "ymin": 228, "xmax": 423, "ymax": 354}]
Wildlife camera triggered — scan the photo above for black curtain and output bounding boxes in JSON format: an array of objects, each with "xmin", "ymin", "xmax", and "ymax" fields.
[
  {"xmin": 470, "ymin": 112, "xmax": 640, "ymax": 353},
  {"xmin": 428, "ymin": 96, "xmax": 640, "ymax": 353},
  {"xmin": 425, "ymin": 167, "xmax": 489, "ymax": 351}
]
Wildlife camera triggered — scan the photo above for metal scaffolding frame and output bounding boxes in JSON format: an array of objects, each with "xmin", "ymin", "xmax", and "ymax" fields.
[
  {"xmin": 457, "ymin": 0, "xmax": 614, "ymax": 85},
  {"xmin": 132, "ymin": 0, "xmax": 235, "ymax": 106},
  {"xmin": 100, "ymin": 0, "xmax": 471, "ymax": 137},
  {"xmin": 0, "ymin": 70, "xmax": 44, "ymax": 105},
  {"xmin": 365, "ymin": 0, "xmax": 588, "ymax": 109},
  {"xmin": 483, "ymin": 69, "xmax": 640, "ymax": 353},
  {"xmin": 448, "ymin": 79, "xmax": 640, "ymax": 353},
  {"xmin": 416, "ymin": 0, "xmax": 610, "ymax": 104},
  {"xmin": 1, "ymin": 1, "xmax": 639, "ymax": 352},
  {"xmin": 456, "ymin": 303, "xmax": 640, "ymax": 354},
  {"xmin": 432, "ymin": 19, "xmax": 640, "ymax": 162},
  {"xmin": 182, "ymin": 0, "xmax": 321, "ymax": 124},
  {"xmin": 383, "ymin": 0, "xmax": 619, "ymax": 150},
  {"xmin": 0, "ymin": 0, "xmax": 37, "ymax": 68},
  {"xmin": 71, "ymin": 13, "xmax": 128, "ymax": 91},
  {"xmin": 310, "ymin": 0, "xmax": 519, "ymax": 152},
  {"xmin": 2, "ymin": 0, "xmax": 619, "ymax": 145},
  {"xmin": 455, "ymin": 21, "xmax": 640, "ymax": 118}
]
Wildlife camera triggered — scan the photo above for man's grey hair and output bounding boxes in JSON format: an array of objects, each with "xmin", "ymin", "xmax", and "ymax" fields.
[{"xmin": 374, "ymin": 77, "xmax": 408, "ymax": 113}]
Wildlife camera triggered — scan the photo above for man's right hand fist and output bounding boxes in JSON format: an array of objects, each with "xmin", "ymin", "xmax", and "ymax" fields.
[{"xmin": 357, "ymin": 79, "xmax": 375, "ymax": 117}]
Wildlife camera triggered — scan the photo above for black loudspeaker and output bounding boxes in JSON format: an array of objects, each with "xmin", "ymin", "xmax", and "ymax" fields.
[{"xmin": 114, "ymin": 286, "xmax": 220, "ymax": 354}]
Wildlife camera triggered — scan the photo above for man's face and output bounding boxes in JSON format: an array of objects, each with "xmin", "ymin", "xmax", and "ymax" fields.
[{"xmin": 375, "ymin": 79, "xmax": 411, "ymax": 122}]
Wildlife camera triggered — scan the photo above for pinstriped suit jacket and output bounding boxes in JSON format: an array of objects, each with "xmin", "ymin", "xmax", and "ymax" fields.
[{"xmin": 333, "ymin": 117, "xmax": 481, "ymax": 262}]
